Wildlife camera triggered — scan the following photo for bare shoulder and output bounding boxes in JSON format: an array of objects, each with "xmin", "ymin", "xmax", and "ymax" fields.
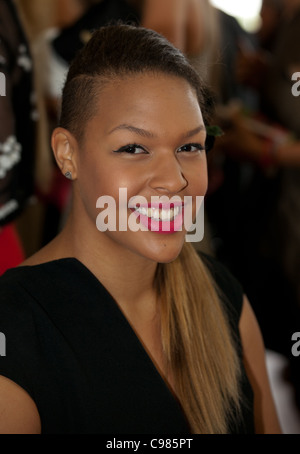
[
  {"xmin": 0, "ymin": 376, "xmax": 41, "ymax": 434},
  {"xmin": 239, "ymin": 296, "xmax": 282, "ymax": 434}
]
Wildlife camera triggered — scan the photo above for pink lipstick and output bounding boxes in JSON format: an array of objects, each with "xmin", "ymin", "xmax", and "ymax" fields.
[{"xmin": 130, "ymin": 202, "xmax": 184, "ymax": 234}]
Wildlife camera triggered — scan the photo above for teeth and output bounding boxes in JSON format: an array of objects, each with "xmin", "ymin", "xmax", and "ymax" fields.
[{"xmin": 134, "ymin": 206, "xmax": 180, "ymax": 221}]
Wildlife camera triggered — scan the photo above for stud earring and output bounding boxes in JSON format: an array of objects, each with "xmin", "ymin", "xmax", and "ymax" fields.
[{"xmin": 64, "ymin": 171, "xmax": 73, "ymax": 180}]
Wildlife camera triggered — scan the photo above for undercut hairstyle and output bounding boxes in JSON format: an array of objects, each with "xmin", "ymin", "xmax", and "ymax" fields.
[
  {"xmin": 59, "ymin": 23, "xmax": 242, "ymax": 434},
  {"xmin": 59, "ymin": 22, "xmax": 214, "ymax": 144}
]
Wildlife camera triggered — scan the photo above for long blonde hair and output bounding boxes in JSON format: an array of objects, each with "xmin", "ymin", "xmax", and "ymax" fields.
[{"xmin": 156, "ymin": 243, "xmax": 242, "ymax": 433}]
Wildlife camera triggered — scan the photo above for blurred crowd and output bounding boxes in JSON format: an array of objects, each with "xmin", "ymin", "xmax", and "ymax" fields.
[{"xmin": 0, "ymin": 0, "xmax": 300, "ymax": 421}]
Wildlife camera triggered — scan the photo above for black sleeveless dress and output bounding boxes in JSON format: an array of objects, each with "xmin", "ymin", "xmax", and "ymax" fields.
[{"xmin": 0, "ymin": 254, "xmax": 255, "ymax": 434}]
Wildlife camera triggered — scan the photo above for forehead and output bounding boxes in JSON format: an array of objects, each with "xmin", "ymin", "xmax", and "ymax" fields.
[{"xmin": 91, "ymin": 73, "xmax": 204, "ymax": 134}]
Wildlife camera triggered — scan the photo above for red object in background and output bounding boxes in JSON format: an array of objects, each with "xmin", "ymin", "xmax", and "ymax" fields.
[{"xmin": 0, "ymin": 223, "xmax": 25, "ymax": 275}]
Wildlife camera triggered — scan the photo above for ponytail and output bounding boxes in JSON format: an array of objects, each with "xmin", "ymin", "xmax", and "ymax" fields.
[{"xmin": 156, "ymin": 243, "xmax": 241, "ymax": 433}]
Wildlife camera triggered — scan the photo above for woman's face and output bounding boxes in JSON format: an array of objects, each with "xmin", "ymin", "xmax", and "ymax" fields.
[{"xmin": 74, "ymin": 72, "xmax": 208, "ymax": 263}]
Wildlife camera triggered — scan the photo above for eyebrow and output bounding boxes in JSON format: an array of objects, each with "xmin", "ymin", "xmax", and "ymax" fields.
[
  {"xmin": 108, "ymin": 124, "xmax": 155, "ymax": 139},
  {"xmin": 181, "ymin": 125, "xmax": 205, "ymax": 139},
  {"xmin": 108, "ymin": 124, "xmax": 205, "ymax": 140}
]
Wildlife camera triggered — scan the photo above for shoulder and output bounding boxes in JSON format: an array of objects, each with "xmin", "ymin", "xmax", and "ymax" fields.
[
  {"xmin": 0, "ymin": 258, "xmax": 82, "ymax": 301},
  {"xmin": 0, "ymin": 266, "xmax": 35, "ymax": 312},
  {"xmin": 0, "ymin": 259, "xmax": 84, "ymax": 407},
  {"xmin": 0, "ymin": 266, "xmax": 46, "ymax": 412},
  {"xmin": 0, "ymin": 259, "xmax": 82, "ymax": 325},
  {"xmin": 0, "ymin": 260, "xmax": 56, "ymax": 295},
  {"xmin": 0, "ymin": 263, "xmax": 58, "ymax": 342},
  {"xmin": 0, "ymin": 258, "xmax": 104, "ymax": 323}
]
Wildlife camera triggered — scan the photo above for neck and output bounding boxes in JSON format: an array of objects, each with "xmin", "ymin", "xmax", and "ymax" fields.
[{"xmin": 59, "ymin": 208, "xmax": 159, "ymax": 318}]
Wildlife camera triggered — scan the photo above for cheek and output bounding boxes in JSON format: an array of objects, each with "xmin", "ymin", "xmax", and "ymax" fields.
[
  {"xmin": 188, "ymin": 158, "xmax": 208, "ymax": 196},
  {"xmin": 78, "ymin": 158, "xmax": 145, "ymax": 223},
  {"xmin": 80, "ymin": 157, "xmax": 127, "ymax": 198}
]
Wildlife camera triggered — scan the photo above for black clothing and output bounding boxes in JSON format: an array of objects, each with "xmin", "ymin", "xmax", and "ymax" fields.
[
  {"xmin": 0, "ymin": 0, "xmax": 36, "ymax": 226},
  {"xmin": 0, "ymin": 255, "xmax": 254, "ymax": 434}
]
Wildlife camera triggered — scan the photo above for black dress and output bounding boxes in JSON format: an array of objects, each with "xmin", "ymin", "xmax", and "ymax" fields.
[{"xmin": 0, "ymin": 255, "xmax": 255, "ymax": 434}]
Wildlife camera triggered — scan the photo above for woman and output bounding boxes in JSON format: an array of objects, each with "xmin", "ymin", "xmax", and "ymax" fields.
[{"xmin": 0, "ymin": 24, "xmax": 281, "ymax": 434}]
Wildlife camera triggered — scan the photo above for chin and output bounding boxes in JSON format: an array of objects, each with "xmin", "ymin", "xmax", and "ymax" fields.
[{"xmin": 139, "ymin": 235, "xmax": 185, "ymax": 264}]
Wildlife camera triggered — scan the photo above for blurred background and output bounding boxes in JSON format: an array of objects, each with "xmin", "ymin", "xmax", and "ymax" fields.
[{"xmin": 0, "ymin": 0, "xmax": 300, "ymax": 433}]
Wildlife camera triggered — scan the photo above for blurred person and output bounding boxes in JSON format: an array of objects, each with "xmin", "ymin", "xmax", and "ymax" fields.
[
  {"xmin": 210, "ymin": 0, "xmax": 300, "ymax": 410},
  {"xmin": 23, "ymin": 1, "xmax": 100, "ymax": 247},
  {"xmin": 30, "ymin": 0, "xmax": 142, "ymax": 247},
  {"xmin": 258, "ymin": 0, "xmax": 284, "ymax": 51},
  {"xmin": 193, "ymin": 4, "xmax": 259, "ymax": 265},
  {"xmin": 0, "ymin": 0, "xmax": 38, "ymax": 274},
  {"xmin": 262, "ymin": 1, "xmax": 300, "ymax": 402},
  {"xmin": 261, "ymin": 0, "xmax": 300, "ymax": 134},
  {"xmin": 236, "ymin": 0, "xmax": 284, "ymax": 89},
  {"xmin": 141, "ymin": 0, "xmax": 206, "ymax": 56},
  {"xmin": 16, "ymin": 0, "xmax": 93, "ymax": 38},
  {"xmin": 15, "ymin": 0, "xmax": 56, "ymax": 39},
  {"xmin": 48, "ymin": 0, "xmax": 206, "ymax": 100},
  {"xmin": 214, "ymin": 0, "xmax": 299, "ymax": 168},
  {"xmin": 218, "ymin": 0, "xmax": 300, "ymax": 312},
  {"xmin": 23, "ymin": 0, "xmax": 99, "ymax": 127},
  {"xmin": 54, "ymin": 0, "xmax": 97, "ymax": 29}
]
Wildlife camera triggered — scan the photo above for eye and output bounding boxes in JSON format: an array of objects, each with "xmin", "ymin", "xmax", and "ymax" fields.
[
  {"xmin": 113, "ymin": 144, "xmax": 148, "ymax": 155},
  {"xmin": 177, "ymin": 143, "xmax": 205, "ymax": 153}
]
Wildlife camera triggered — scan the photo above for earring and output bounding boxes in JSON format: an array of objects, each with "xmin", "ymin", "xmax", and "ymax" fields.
[{"xmin": 64, "ymin": 171, "xmax": 73, "ymax": 180}]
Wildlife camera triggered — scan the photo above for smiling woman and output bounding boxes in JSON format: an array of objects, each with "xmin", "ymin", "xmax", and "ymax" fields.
[{"xmin": 0, "ymin": 24, "xmax": 281, "ymax": 434}]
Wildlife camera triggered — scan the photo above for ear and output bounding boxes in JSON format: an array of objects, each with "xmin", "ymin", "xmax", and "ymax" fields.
[{"xmin": 51, "ymin": 127, "xmax": 79, "ymax": 180}]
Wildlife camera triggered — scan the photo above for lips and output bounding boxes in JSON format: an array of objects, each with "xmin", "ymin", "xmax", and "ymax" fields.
[
  {"xmin": 130, "ymin": 202, "xmax": 184, "ymax": 234},
  {"xmin": 134, "ymin": 205, "xmax": 180, "ymax": 221}
]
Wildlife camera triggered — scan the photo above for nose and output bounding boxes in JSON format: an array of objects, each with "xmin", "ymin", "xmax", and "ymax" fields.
[{"xmin": 149, "ymin": 153, "xmax": 188, "ymax": 195}]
